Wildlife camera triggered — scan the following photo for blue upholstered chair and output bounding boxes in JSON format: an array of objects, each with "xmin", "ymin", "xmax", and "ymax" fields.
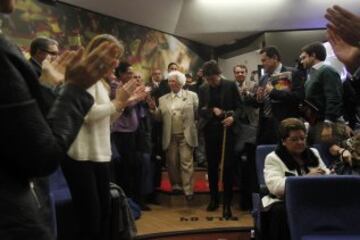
[
  {"xmin": 251, "ymin": 144, "xmax": 276, "ymax": 239},
  {"xmin": 49, "ymin": 167, "xmax": 76, "ymax": 240},
  {"xmin": 286, "ymin": 176, "xmax": 360, "ymax": 240}
]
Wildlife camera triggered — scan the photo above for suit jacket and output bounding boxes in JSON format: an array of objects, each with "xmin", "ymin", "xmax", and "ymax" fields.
[
  {"xmin": 237, "ymin": 79, "xmax": 259, "ymax": 127},
  {"xmin": 157, "ymin": 79, "xmax": 170, "ymax": 98},
  {"xmin": 152, "ymin": 90, "xmax": 198, "ymax": 150},
  {"xmin": 258, "ymin": 66, "xmax": 304, "ymax": 121},
  {"xmin": 198, "ymin": 79, "xmax": 242, "ymax": 133}
]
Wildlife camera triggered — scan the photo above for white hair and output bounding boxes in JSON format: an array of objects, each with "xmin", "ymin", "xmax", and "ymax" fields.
[{"xmin": 168, "ymin": 70, "xmax": 186, "ymax": 87}]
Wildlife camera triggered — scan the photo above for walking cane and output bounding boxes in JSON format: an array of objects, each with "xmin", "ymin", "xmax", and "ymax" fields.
[{"xmin": 219, "ymin": 125, "xmax": 227, "ymax": 192}]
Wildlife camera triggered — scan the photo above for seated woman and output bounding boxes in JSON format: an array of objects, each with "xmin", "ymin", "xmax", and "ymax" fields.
[{"xmin": 262, "ymin": 118, "xmax": 330, "ymax": 240}]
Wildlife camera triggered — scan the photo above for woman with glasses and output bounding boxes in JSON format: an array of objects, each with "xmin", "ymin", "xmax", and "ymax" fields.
[{"xmin": 262, "ymin": 118, "xmax": 330, "ymax": 240}]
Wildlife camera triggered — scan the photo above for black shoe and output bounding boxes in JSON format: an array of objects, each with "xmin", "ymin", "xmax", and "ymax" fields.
[
  {"xmin": 138, "ymin": 201, "xmax": 151, "ymax": 211},
  {"xmin": 206, "ymin": 198, "xmax": 219, "ymax": 211},
  {"xmin": 223, "ymin": 205, "xmax": 232, "ymax": 219},
  {"xmin": 185, "ymin": 194, "xmax": 194, "ymax": 201},
  {"xmin": 172, "ymin": 189, "xmax": 183, "ymax": 195}
]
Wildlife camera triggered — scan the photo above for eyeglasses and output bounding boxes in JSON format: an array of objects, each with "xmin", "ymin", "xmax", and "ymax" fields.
[
  {"xmin": 287, "ymin": 136, "xmax": 306, "ymax": 142},
  {"xmin": 39, "ymin": 48, "xmax": 58, "ymax": 56}
]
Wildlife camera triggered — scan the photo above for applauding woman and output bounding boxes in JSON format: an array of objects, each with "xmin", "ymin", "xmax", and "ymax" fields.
[{"xmin": 61, "ymin": 34, "xmax": 137, "ymax": 240}]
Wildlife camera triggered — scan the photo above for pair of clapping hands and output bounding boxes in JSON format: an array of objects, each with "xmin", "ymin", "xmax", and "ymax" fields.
[
  {"xmin": 113, "ymin": 82, "xmax": 148, "ymax": 111},
  {"xmin": 39, "ymin": 42, "xmax": 147, "ymax": 109},
  {"xmin": 255, "ymin": 83, "xmax": 273, "ymax": 103},
  {"xmin": 39, "ymin": 42, "xmax": 119, "ymax": 89}
]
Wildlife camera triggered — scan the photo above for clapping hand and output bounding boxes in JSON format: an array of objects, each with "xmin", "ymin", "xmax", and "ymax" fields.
[
  {"xmin": 325, "ymin": 5, "xmax": 360, "ymax": 47},
  {"xmin": 146, "ymin": 96, "xmax": 156, "ymax": 110},
  {"xmin": 66, "ymin": 42, "xmax": 120, "ymax": 89},
  {"xmin": 256, "ymin": 87, "xmax": 265, "ymax": 103},
  {"xmin": 327, "ymin": 28, "xmax": 360, "ymax": 73},
  {"xmin": 40, "ymin": 50, "xmax": 78, "ymax": 86},
  {"xmin": 113, "ymin": 78, "xmax": 138, "ymax": 111}
]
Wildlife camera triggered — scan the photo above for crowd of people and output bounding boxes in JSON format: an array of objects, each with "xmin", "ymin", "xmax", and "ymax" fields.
[{"xmin": 0, "ymin": 0, "xmax": 360, "ymax": 240}]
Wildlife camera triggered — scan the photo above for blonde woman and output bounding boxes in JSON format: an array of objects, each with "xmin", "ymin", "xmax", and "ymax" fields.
[{"xmin": 61, "ymin": 34, "xmax": 136, "ymax": 240}]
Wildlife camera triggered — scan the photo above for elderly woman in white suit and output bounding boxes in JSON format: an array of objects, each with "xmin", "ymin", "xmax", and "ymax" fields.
[
  {"xmin": 148, "ymin": 71, "xmax": 198, "ymax": 200},
  {"xmin": 262, "ymin": 118, "xmax": 330, "ymax": 240}
]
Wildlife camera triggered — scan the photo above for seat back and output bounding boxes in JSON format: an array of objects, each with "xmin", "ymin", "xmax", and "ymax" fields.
[
  {"xmin": 49, "ymin": 167, "xmax": 69, "ymax": 192},
  {"xmin": 255, "ymin": 145, "xmax": 276, "ymax": 189},
  {"xmin": 286, "ymin": 176, "xmax": 360, "ymax": 240}
]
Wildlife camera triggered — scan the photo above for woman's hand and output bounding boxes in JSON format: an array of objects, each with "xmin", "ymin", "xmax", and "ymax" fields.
[
  {"xmin": 307, "ymin": 167, "xmax": 326, "ymax": 176},
  {"xmin": 340, "ymin": 149, "xmax": 352, "ymax": 166},
  {"xmin": 65, "ymin": 42, "xmax": 120, "ymax": 89}
]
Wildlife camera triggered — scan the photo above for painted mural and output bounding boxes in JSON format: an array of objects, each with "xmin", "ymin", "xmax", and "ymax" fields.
[{"xmin": 0, "ymin": 0, "xmax": 204, "ymax": 81}]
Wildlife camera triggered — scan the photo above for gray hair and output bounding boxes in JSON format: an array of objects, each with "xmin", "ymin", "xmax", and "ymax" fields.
[{"xmin": 168, "ymin": 71, "xmax": 186, "ymax": 87}]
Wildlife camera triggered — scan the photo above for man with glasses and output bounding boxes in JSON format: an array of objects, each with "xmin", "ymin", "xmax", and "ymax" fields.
[{"xmin": 29, "ymin": 36, "xmax": 59, "ymax": 77}]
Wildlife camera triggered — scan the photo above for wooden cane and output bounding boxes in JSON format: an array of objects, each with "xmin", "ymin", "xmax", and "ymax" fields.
[{"xmin": 219, "ymin": 126, "xmax": 227, "ymax": 192}]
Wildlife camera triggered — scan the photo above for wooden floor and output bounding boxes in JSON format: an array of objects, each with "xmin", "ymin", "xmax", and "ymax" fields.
[{"xmin": 136, "ymin": 204, "xmax": 253, "ymax": 237}]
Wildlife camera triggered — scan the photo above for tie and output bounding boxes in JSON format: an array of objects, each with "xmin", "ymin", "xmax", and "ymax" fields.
[{"xmin": 262, "ymin": 75, "xmax": 272, "ymax": 118}]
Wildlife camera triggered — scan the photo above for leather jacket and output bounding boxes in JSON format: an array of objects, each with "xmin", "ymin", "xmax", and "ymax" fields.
[{"xmin": 0, "ymin": 34, "xmax": 93, "ymax": 239}]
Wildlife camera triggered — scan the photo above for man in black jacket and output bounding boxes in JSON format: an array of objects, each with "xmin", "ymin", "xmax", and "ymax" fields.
[
  {"xmin": 0, "ymin": 1, "xmax": 127, "ymax": 239},
  {"xmin": 255, "ymin": 46, "xmax": 304, "ymax": 144},
  {"xmin": 157, "ymin": 62, "xmax": 178, "ymax": 97},
  {"xmin": 198, "ymin": 60, "xmax": 242, "ymax": 219}
]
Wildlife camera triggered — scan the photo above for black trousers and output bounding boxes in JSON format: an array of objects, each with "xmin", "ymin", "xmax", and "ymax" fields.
[
  {"xmin": 111, "ymin": 132, "xmax": 142, "ymax": 201},
  {"xmin": 235, "ymin": 143, "xmax": 258, "ymax": 210},
  {"xmin": 263, "ymin": 201, "xmax": 290, "ymax": 240},
  {"xmin": 204, "ymin": 124, "xmax": 235, "ymax": 204},
  {"xmin": 257, "ymin": 116, "xmax": 279, "ymax": 145},
  {"xmin": 62, "ymin": 156, "xmax": 110, "ymax": 240}
]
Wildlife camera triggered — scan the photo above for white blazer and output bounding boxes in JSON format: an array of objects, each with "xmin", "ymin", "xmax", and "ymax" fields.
[{"xmin": 262, "ymin": 148, "xmax": 330, "ymax": 208}]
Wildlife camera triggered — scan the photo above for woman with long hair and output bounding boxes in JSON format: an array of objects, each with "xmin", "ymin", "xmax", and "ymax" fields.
[{"xmin": 61, "ymin": 34, "xmax": 137, "ymax": 240}]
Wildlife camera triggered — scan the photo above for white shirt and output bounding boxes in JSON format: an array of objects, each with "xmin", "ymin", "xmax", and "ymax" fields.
[{"xmin": 67, "ymin": 81, "xmax": 116, "ymax": 162}]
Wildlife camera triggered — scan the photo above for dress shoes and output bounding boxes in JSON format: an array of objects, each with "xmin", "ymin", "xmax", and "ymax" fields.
[
  {"xmin": 206, "ymin": 198, "xmax": 219, "ymax": 211},
  {"xmin": 185, "ymin": 194, "xmax": 194, "ymax": 201},
  {"xmin": 223, "ymin": 204, "xmax": 232, "ymax": 219}
]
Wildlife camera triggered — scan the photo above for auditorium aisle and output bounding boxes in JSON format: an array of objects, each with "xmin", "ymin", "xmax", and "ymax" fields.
[{"xmin": 136, "ymin": 203, "xmax": 253, "ymax": 237}]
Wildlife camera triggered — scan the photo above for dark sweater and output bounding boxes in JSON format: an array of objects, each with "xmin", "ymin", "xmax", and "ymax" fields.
[{"xmin": 304, "ymin": 65, "xmax": 343, "ymax": 122}]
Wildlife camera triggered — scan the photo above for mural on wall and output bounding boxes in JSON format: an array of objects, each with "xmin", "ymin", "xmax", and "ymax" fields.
[{"xmin": 0, "ymin": 0, "xmax": 204, "ymax": 81}]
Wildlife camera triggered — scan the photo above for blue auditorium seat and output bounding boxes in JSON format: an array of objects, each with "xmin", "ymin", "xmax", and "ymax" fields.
[
  {"xmin": 286, "ymin": 176, "xmax": 360, "ymax": 240},
  {"xmin": 251, "ymin": 144, "xmax": 276, "ymax": 239}
]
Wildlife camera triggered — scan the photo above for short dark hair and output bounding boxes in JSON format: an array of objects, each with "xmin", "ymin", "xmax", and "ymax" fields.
[
  {"xmin": 202, "ymin": 60, "xmax": 222, "ymax": 76},
  {"xmin": 279, "ymin": 118, "xmax": 306, "ymax": 140},
  {"xmin": 301, "ymin": 42, "xmax": 327, "ymax": 61},
  {"xmin": 233, "ymin": 64, "xmax": 248, "ymax": 73},
  {"xmin": 167, "ymin": 62, "xmax": 178, "ymax": 70},
  {"xmin": 115, "ymin": 61, "xmax": 131, "ymax": 78},
  {"xmin": 260, "ymin": 46, "xmax": 281, "ymax": 62},
  {"xmin": 30, "ymin": 36, "xmax": 58, "ymax": 56}
]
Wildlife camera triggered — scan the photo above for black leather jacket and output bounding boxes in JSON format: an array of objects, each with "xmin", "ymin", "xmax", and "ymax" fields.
[{"xmin": 0, "ymin": 34, "xmax": 93, "ymax": 239}]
